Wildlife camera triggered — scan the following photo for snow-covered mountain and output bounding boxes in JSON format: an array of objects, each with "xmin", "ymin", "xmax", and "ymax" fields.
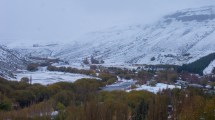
[
  {"xmin": 4, "ymin": 6, "xmax": 215, "ymax": 73},
  {"xmin": 52, "ymin": 6, "xmax": 215, "ymax": 65},
  {"xmin": 0, "ymin": 45, "xmax": 26, "ymax": 78}
]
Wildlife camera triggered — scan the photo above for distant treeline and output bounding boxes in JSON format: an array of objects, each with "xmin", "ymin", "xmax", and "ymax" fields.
[
  {"xmin": 47, "ymin": 66, "xmax": 96, "ymax": 76},
  {"xmin": 144, "ymin": 64, "xmax": 179, "ymax": 71},
  {"xmin": 47, "ymin": 65, "xmax": 118, "ymax": 85},
  {"xmin": 139, "ymin": 53, "xmax": 215, "ymax": 75},
  {"xmin": 177, "ymin": 53, "xmax": 215, "ymax": 75}
]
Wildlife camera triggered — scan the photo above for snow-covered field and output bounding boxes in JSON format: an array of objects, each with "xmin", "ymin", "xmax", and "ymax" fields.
[
  {"xmin": 12, "ymin": 70, "xmax": 97, "ymax": 85},
  {"xmin": 52, "ymin": 62, "xmax": 90, "ymax": 70},
  {"xmin": 127, "ymin": 83, "xmax": 181, "ymax": 94},
  {"xmin": 102, "ymin": 77, "xmax": 181, "ymax": 93},
  {"xmin": 102, "ymin": 79, "xmax": 136, "ymax": 91}
]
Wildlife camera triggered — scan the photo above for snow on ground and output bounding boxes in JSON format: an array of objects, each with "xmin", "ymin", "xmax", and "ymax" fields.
[
  {"xmin": 52, "ymin": 62, "xmax": 90, "ymax": 70},
  {"xmin": 102, "ymin": 76, "xmax": 181, "ymax": 93},
  {"xmin": 203, "ymin": 60, "xmax": 215, "ymax": 75},
  {"xmin": 100, "ymin": 64, "xmax": 138, "ymax": 70},
  {"xmin": 12, "ymin": 70, "xmax": 97, "ymax": 85},
  {"xmin": 107, "ymin": 79, "xmax": 136, "ymax": 87},
  {"xmin": 42, "ymin": 6, "xmax": 215, "ymax": 66},
  {"xmin": 2, "ymin": 6, "xmax": 215, "ymax": 68},
  {"xmin": 102, "ymin": 77, "xmax": 136, "ymax": 91},
  {"xmin": 127, "ymin": 83, "xmax": 181, "ymax": 94}
]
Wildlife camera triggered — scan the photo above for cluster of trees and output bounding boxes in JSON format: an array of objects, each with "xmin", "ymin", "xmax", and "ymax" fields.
[
  {"xmin": 0, "ymin": 77, "xmax": 50, "ymax": 110},
  {"xmin": 178, "ymin": 53, "xmax": 215, "ymax": 75},
  {"xmin": 98, "ymin": 67, "xmax": 135, "ymax": 80},
  {"xmin": 98, "ymin": 66, "xmax": 179, "ymax": 85},
  {"xmin": 27, "ymin": 63, "xmax": 39, "ymax": 71},
  {"xmin": 136, "ymin": 70, "xmax": 154, "ymax": 84},
  {"xmin": 133, "ymin": 53, "xmax": 215, "ymax": 78},
  {"xmin": 27, "ymin": 57, "xmax": 62, "ymax": 72},
  {"xmin": 98, "ymin": 72, "xmax": 118, "ymax": 85},
  {"xmin": 47, "ymin": 65, "xmax": 120, "ymax": 85},
  {"xmin": 1, "ymin": 75, "xmax": 215, "ymax": 119},
  {"xmin": 47, "ymin": 66, "xmax": 96, "ymax": 76},
  {"xmin": 83, "ymin": 57, "xmax": 104, "ymax": 65},
  {"xmin": 145, "ymin": 64, "xmax": 178, "ymax": 71},
  {"xmin": 165, "ymin": 88, "xmax": 215, "ymax": 120},
  {"xmin": 0, "ymin": 77, "xmax": 104, "ymax": 119},
  {"xmin": 83, "ymin": 58, "xmax": 89, "ymax": 64},
  {"xmin": 155, "ymin": 70, "xmax": 178, "ymax": 83}
]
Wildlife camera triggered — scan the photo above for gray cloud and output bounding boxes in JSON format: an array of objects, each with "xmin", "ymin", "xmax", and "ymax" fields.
[{"xmin": 0, "ymin": 0, "xmax": 215, "ymax": 43}]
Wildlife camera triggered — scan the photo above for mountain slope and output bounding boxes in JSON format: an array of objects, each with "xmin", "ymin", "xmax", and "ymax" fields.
[
  {"xmin": 0, "ymin": 45, "xmax": 26, "ymax": 78},
  {"xmin": 48, "ymin": 6, "xmax": 215, "ymax": 66},
  {"xmin": 7, "ymin": 6, "xmax": 215, "ymax": 70}
]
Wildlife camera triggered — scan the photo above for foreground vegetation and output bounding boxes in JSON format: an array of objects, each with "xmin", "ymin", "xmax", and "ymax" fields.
[
  {"xmin": 0, "ymin": 76, "xmax": 215, "ymax": 120},
  {"xmin": 3, "ymin": 56, "xmax": 215, "ymax": 119}
]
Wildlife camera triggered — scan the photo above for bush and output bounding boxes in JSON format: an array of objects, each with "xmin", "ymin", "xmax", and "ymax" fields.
[
  {"xmin": 47, "ymin": 65, "xmax": 57, "ymax": 71},
  {"xmin": 90, "ymin": 65, "xmax": 97, "ymax": 70},
  {"xmin": 27, "ymin": 84, "xmax": 50, "ymax": 102},
  {"xmin": 53, "ymin": 91, "xmax": 74, "ymax": 107},
  {"xmin": 0, "ymin": 100, "xmax": 12, "ymax": 111},
  {"xmin": 74, "ymin": 79, "xmax": 103, "ymax": 93},
  {"xmin": 106, "ymin": 78, "xmax": 117, "ymax": 85},
  {"xmin": 27, "ymin": 63, "xmax": 38, "ymax": 71},
  {"xmin": 98, "ymin": 73, "xmax": 117, "ymax": 82},
  {"xmin": 91, "ymin": 57, "xmax": 100, "ymax": 64},
  {"xmin": 20, "ymin": 77, "xmax": 30, "ymax": 84},
  {"xmin": 83, "ymin": 58, "xmax": 89, "ymax": 64},
  {"xmin": 151, "ymin": 57, "xmax": 155, "ymax": 61},
  {"xmin": 13, "ymin": 90, "xmax": 35, "ymax": 108}
]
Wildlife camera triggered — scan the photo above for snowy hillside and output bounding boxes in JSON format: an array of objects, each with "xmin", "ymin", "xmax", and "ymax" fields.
[
  {"xmin": 46, "ymin": 6, "xmax": 215, "ymax": 65},
  {"xmin": 203, "ymin": 60, "xmax": 215, "ymax": 74},
  {"xmin": 4, "ymin": 6, "xmax": 215, "ymax": 73},
  {"xmin": 0, "ymin": 45, "xmax": 26, "ymax": 78}
]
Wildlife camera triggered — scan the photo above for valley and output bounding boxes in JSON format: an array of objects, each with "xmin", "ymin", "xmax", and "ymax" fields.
[{"xmin": 0, "ymin": 5, "xmax": 215, "ymax": 120}]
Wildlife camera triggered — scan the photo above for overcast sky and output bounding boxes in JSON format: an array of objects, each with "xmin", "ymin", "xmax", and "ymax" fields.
[{"xmin": 0, "ymin": 0, "xmax": 215, "ymax": 43}]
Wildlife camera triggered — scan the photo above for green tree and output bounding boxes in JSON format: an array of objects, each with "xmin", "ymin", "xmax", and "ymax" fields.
[{"xmin": 133, "ymin": 100, "xmax": 148, "ymax": 120}]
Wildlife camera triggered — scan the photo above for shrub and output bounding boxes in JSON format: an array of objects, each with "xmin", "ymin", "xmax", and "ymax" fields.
[
  {"xmin": 0, "ymin": 100, "xmax": 12, "ymax": 111},
  {"xmin": 20, "ymin": 77, "xmax": 30, "ymax": 84},
  {"xmin": 98, "ymin": 73, "xmax": 117, "ymax": 82},
  {"xmin": 27, "ymin": 63, "xmax": 38, "ymax": 71},
  {"xmin": 151, "ymin": 57, "xmax": 155, "ymax": 61},
  {"xmin": 83, "ymin": 58, "xmax": 89, "ymax": 64}
]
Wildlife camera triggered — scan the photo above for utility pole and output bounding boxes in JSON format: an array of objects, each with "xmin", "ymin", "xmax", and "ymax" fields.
[{"xmin": 30, "ymin": 75, "xmax": 32, "ymax": 84}]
